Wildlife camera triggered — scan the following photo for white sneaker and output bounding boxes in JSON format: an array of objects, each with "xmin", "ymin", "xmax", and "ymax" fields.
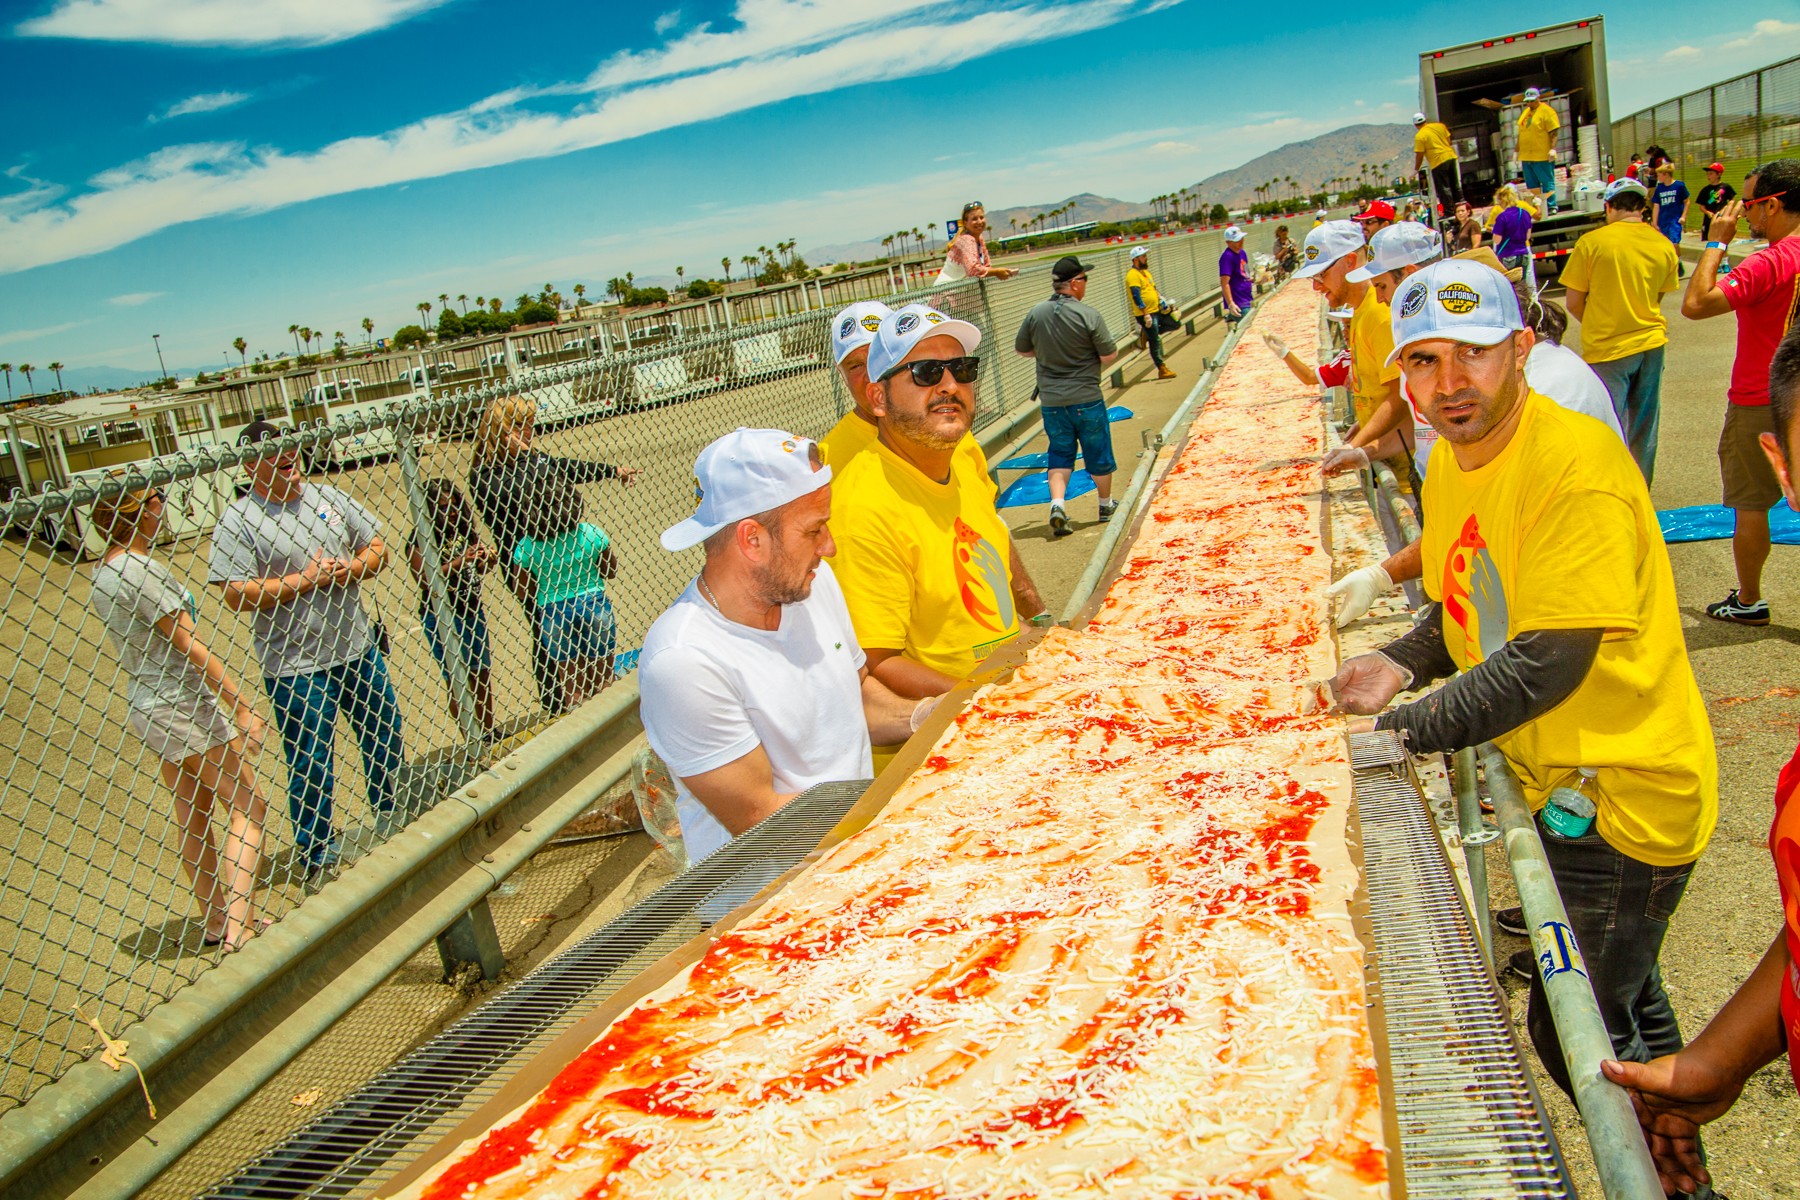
[{"xmin": 1049, "ymin": 504, "xmax": 1072, "ymax": 537}]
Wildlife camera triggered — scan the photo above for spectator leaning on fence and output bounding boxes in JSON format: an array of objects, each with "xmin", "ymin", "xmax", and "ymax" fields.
[
  {"xmin": 819, "ymin": 300, "xmax": 893, "ymax": 465},
  {"xmin": 1412, "ymin": 111, "xmax": 1460, "ymax": 210},
  {"xmin": 935, "ymin": 202, "xmax": 1017, "ymax": 286},
  {"xmin": 465, "ymin": 395, "xmax": 638, "ymax": 716},
  {"xmin": 1015, "ymin": 256, "xmax": 1123, "ymax": 538},
  {"xmin": 91, "ymin": 476, "xmax": 269, "ymax": 951},
  {"xmin": 1219, "ymin": 225, "xmax": 1255, "ymax": 325},
  {"xmin": 1680, "ymin": 158, "xmax": 1800, "ymax": 628},
  {"xmin": 1517, "ymin": 87, "xmax": 1561, "ymax": 212},
  {"xmin": 511, "ymin": 482, "xmax": 619, "ymax": 709},
  {"xmin": 405, "ymin": 479, "xmax": 496, "ymax": 734},
  {"xmin": 1602, "ymin": 323, "xmax": 1800, "ymax": 1196},
  {"xmin": 209, "ymin": 421, "xmax": 404, "ymax": 880},
  {"xmin": 1560, "ymin": 177, "xmax": 1680, "ymax": 483},
  {"xmin": 1331, "ymin": 258, "xmax": 1717, "ymax": 1119},
  {"xmin": 833, "ymin": 303, "xmax": 1052, "ymax": 706},
  {"xmin": 1125, "ymin": 247, "xmax": 1178, "ymax": 380},
  {"xmin": 640, "ymin": 429, "xmax": 932, "ymax": 865}
]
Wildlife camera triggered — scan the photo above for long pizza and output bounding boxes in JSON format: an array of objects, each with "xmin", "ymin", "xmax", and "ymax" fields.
[{"xmin": 395, "ymin": 285, "xmax": 1390, "ymax": 1199}]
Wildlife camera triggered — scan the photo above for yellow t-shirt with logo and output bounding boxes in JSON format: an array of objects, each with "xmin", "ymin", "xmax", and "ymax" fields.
[
  {"xmin": 1420, "ymin": 390, "xmax": 1717, "ymax": 866},
  {"xmin": 1559, "ymin": 219, "xmax": 1680, "ymax": 364},
  {"xmin": 1126, "ymin": 267, "xmax": 1160, "ymax": 316},
  {"xmin": 831, "ymin": 436, "xmax": 1018, "ymax": 683},
  {"xmin": 1414, "ymin": 121, "xmax": 1456, "ymax": 169},
  {"xmin": 1517, "ymin": 103, "xmax": 1561, "ymax": 162},
  {"xmin": 819, "ymin": 414, "xmax": 991, "ymax": 481},
  {"xmin": 1347, "ymin": 285, "xmax": 1401, "ymax": 424}
]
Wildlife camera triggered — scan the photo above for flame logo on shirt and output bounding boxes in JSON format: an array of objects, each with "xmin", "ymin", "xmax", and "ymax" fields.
[
  {"xmin": 953, "ymin": 518, "xmax": 1014, "ymax": 632},
  {"xmin": 1441, "ymin": 514, "xmax": 1509, "ymax": 661}
]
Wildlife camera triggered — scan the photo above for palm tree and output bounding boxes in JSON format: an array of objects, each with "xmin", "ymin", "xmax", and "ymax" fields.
[
  {"xmin": 299, "ymin": 327, "xmax": 313, "ymax": 357},
  {"xmin": 18, "ymin": 364, "xmax": 34, "ymax": 394},
  {"xmin": 741, "ymin": 254, "xmax": 757, "ymax": 281},
  {"xmin": 361, "ymin": 317, "xmax": 374, "ymax": 344},
  {"xmin": 333, "ymin": 332, "xmax": 346, "ymax": 356},
  {"xmin": 672, "ymin": 268, "xmax": 683, "ymax": 293},
  {"xmin": 1, "ymin": 363, "xmax": 13, "ymax": 399},
  {"xmin": 721, "ymin": 255, "xmax": 732, "ymax": 283},
  {"xmin": 489, "ymin": 298, "xmax": 502, "ymax": 314},
  {"xmin": 911, "ymin": 226, "xmax": 922, "ymax": 254},
  {"xmin": 417, "ymin": 302, "xmax": 431, "ymax": 326},
  {"xmin": 475, "ymin": 296, "xmax": 486, "ymax": 312},
  {"xmin": 49, "ymin": 362, "xmax": 64, "ymax": 391},
  {"xmin": 880, "ymin": 235, "xmax": 894, "ymax": 260},
  {"xmin": 457, "ymin": 293, "xmax": 468, "ymax": 314},
  {"xmin": 928, "ymin": 221, "xmax": 938, "ymax": 249},
  {"xmin": 289, "ymin": 324, "xmax": 301, "ymax": 355},
  {"xmin": 233, "ymin": 336, "xmax": 247, "ymax": 366},
  {"xmin": 573, "ymin": 282, "xmax": 587, "ymax": 310}
]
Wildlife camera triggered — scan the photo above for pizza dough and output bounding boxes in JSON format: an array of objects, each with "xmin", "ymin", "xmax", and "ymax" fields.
[{"xmin": 397, "ymin": 287, "xmax": 1389, "ymax": 1199}]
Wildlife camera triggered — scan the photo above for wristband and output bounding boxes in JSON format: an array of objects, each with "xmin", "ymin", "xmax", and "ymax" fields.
[{"xmin": 1705, "ymin": 241, "xmax": 1729, "ymax": 251}]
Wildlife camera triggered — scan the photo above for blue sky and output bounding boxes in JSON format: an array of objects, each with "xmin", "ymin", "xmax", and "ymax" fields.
[{"xmin": 3, "ymin": 0, "xmax": 1798, "ymax": 381}]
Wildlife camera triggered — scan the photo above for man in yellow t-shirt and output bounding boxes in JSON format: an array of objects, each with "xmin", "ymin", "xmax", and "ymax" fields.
[
  {"xmin": 1412, "ymin": 111, "xmax": 1460, "ymax": 210},
  {"xmin": 1293, "ymin": 219, "xmax": 1405, "ymax": 441},
  {"xmin": 1560, "ymin": 178, "xmax": 1681, "ymax": 483},
  {"xmin": 831, "ymin": 304, "xmax": 1051, "ymax": 701},
  {"xmin": 1331, "ymin": 258, "xmax": 1716, "ymax": 1105},
  {"xmin": 1125, "ymin": 246, "xmax": 1175, "ymax": 378},
  {"xmin": 818, "ymin": 300, "xmax": 892, "ymax": 466},
  {"xmin": 1517, "ymin": 88, "xmax": 1561, "ymax": 211}
]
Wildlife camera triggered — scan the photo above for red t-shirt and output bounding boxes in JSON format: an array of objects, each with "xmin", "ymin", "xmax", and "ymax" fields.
[
  {"xmin": 1317, "ymin": 349, "xmax": 1352, "ymax": 389},
  {"xmin": 1719, "ymin": 234, "xmax": 1800, "ymax": 407},
  {"xmin": 1772, "ymin": 742, "xmax": 1800, "ymax": 1094}
]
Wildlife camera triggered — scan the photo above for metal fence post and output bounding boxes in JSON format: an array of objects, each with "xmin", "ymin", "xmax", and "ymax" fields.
[
  {"xmin": 1450, "ymin": 747, "xmax": 1495, "ymax": 968},
  {"xmin": 975, "ymin": 277, "xmax": 1008, "ymax": 416},
  {"xmin": 396, "ymin": 412, "xmax": 485, "ymax": 750},
  {"xmin": 435, "ymin": 895, "xmax": 504, "ymax": 981}
]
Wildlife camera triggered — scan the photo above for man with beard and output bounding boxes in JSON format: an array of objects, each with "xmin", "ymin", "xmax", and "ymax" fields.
[
  {"xmin": 1329, "ymin": 259, "xmax": 1717, "ymax": 1140},
  {"xmin": 832, "ymin": 303, "xmax": 1051, "ymax": 701},
  {"xmin": 640, "ymin": 429, "xmax": 931, "ymax": 864}
]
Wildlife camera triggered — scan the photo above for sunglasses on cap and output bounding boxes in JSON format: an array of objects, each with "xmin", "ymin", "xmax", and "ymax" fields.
[
  {"xmin": 961, "ymin": 201, "xmax": 983, "ymax": 216},
  {"xmin": 881, "ymin": 356, "xmax": 981, "ymax": 386}
]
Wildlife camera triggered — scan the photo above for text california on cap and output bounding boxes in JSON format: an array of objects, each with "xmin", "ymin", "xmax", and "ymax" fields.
[
  {"xmin": 830, "ymin": 300, "xmax": 893, "ymax": 365},
  {"xmin": 660, "ymin": 428, "xmax": 832, "ymax": 552},
  {"xmin": 1386, "ymin": 258, "xmax": 1524, "ymax": 366}
]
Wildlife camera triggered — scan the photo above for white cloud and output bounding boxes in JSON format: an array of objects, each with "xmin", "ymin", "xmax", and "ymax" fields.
[
  {"xmin": 1723, "ymin": 18, "xmax": 1800, "ymax": 50},
  {"xmin": 1660, "ymin": 45, "xmax": 1702, "ymax": 62},
  {"xmin": 151, "ymin": 91, "xmax": 251, "ymax": 122},
  {"xmin": 0, "ymin": 321, "xmax": 88, "ymax": 348},
  {"xmin": 108, "ymin": 291, "xmax": 164, "ymax": 306},
  {"xmin": 653, "ymin": 9, "xmax": 681, "ymax": 35},
  {"xmin": 1149, "ymin": 140, "xmax": 1196, "ymax": 155},
  {"xmin": 0, "ymin": 0, "xmax": 1171, "ymax": 275},
  {"xmin": 16, "ymin": 0, "xmax": 458, "ymax": 47}
]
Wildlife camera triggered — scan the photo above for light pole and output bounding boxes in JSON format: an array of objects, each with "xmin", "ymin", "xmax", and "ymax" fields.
[{"xmin": 152, "ymin": 333, "xmax": 168, "ymax": 382}]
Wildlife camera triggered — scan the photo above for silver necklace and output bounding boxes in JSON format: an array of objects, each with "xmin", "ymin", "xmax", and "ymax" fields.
[{"xmin": 697, "ymin": 570, "xmax": 722, "ymax": 611}]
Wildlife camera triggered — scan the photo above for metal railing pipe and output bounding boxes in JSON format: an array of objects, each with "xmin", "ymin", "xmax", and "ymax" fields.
[
  {"xmin": 1477, "ymin": 742, "xmax": 1663, "ymax": 1200},
  {"xmin": 1450, "ymin": 746, "xmax": 1494, "ymax": 968}
]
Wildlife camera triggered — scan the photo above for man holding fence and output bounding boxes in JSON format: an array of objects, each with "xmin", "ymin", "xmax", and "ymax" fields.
[{"xmin": 209, "ymin": 421, "xmax": 405, "ymax": 879}]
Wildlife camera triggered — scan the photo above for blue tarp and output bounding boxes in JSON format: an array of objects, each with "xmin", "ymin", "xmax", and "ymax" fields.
[
  {"xmin": 997, "ymin": 469, "xmax": 1097, "ymax": 508},
  {"xmin": 1657, "ymin": 502, "xmax": 1800, "ymax": 544}
]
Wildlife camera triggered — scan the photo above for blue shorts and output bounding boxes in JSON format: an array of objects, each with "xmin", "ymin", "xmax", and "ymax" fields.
[
  {"xmin": 421, "ymin": 607, "xmax": 492, "ymax": 676},
  {"xmin": 536, "ymin": 591, "xmax": 617, "ymax": 664},
  {"xmin": 1041, "ymin": 399, "xmax": 1118, "ymax": 476},
  {"xmin": 1659, "ymin": 221, "xmax": 1683, "ymax": 246}
]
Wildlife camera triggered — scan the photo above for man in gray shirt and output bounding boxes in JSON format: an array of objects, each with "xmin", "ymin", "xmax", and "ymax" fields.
[
  {"xmin": 1014, "ymin": 255, "xmax": 1120, "ymax": 536},
  {"xmin": 208, "ymin": 421, "xmax": 404, "ymax": 876}
]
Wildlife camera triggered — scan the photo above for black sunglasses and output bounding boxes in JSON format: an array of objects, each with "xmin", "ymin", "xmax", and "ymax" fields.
[{"xmin": 882, "ymin": 356, "xmax": 980, "ymax": 386}]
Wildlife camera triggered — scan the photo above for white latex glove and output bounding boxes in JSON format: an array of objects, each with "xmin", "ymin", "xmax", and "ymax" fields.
[
  {"xmin": 1320, "ymin": 445, "xmax": 1370, "ymax": 475},
  {"xmin": 1261, "ymin": 333, "xmax": 1289, "ymax": 359},
  {"xmin": 1328, "ymin": 652, "xmax": 1413, "ymax": 716},
  {"xmin": 909, "ymin": 696, "xmax": 941, "ymax": 734},
  {"xmin": 1326, "ymin": 563, "xmax": 1395, "ymax": 628}
]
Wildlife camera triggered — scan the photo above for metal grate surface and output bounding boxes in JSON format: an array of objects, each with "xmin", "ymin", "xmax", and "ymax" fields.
[
  {"xmin": 1350, "ymin": 731, "xmax": 1573, "ymax": 1199},
  {"xmin": 190, "ymin": 780, "xmax": 874, "ymax": 1200}
]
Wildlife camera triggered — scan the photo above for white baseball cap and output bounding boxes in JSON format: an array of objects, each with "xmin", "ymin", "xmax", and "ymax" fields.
[
  {"xmin": 660, "ymin": 428, "xmax": 831, "ymax": 551},
  {"xmin": 1412, "ymin": 111, "xmax": 1427, "ymax": 124},
  {"xmin": 1347, "ymin": 222, "xmax": 1443, "ymax": 282},
  {"xmin": 866, "ymin": 303, "xmax": 982, "ymax": 384},
  {"xmin": 1293, "ymin": 220, "xmax": 1366, "ymax": 279},
  {"xmin": 1386, "ymin": 259, "xmax": 1524, "ymax": 366},
  {"xmin": 1315, "ymin": 208, "xmax": 1328, "ymax": 217},
  {"xmin": 1523, "ymin": 87, "xmax": 1542, "ymax": 101},
  {"xmin": 830, "ymin": 300, "xmax": 891, "ymax": 365},
  {"xmin": 1223, "ymin": 225, "xmax": 1245, "ymax": 242},
  {"xmin": 1131, "ymin": 245, "xmax": 1150, "ymax": 258},
  {"xmin": 1604, "ymin": 177, "xmax": 1649, "ymax": 203}
]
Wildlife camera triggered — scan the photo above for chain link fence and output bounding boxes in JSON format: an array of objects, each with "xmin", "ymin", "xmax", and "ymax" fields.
[
  {"xmin": 0, "ymin": 220, "xmax": 1277, "ymax": 1116},
  {"xmin": 1612, "ymin": 53, "xmax": 1800, "ymax": 217}
]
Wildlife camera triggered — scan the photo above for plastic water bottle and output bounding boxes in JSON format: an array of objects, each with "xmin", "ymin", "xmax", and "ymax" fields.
[{"xmin": 1542, "ymin": 768, "xmax": 1598, "ymax": 839}]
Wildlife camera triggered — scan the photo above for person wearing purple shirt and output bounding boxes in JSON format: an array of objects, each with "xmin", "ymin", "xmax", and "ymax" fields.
[
  {"xmin": 1218, "ymin": 225, "xmax": 1254, "ymax": 319},
  {"xmin": 1490, "ymin": 189, "xmax": 1536, "ymax": 287}
]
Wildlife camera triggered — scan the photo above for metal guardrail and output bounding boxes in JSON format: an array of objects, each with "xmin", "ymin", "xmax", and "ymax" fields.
[{"xmin": 0, "ymin": 223, "xmax": 1285, "ymax": 1197}]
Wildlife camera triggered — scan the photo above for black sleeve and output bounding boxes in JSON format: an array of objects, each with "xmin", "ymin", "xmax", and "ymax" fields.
[
  {"xmin": 1376, "ymin": 603, "xmax": 1458, "ymax": 687},
  {"xmin": 1375, "ymin": 627, "xmax": 1604, "ymax": 755},
  {"xmin": 543, "ymin": 453, "xmax": 620, "ymax": 484}
]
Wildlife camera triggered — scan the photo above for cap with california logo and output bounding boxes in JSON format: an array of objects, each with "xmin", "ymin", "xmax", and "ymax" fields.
[
  {"xmin": 660, "ymin": 428, "xmax": 831, "ymax": 551},
  {"xmin": 830, "ymin": 300, "xmax": 893, "ymax": 365},
  {"xmin": 865, "ymin": 302, "xmax": 983, "ymax": 383},
  {"xmin": 1386, "ymin": 259, "xmax": 1524, "ymax": 365},
  {"xmin": 1293, "ymin": 220, "xmax": 1368, "ymax": 279}
]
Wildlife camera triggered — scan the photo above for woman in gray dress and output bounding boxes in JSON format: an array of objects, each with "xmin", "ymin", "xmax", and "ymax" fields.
[{"xmin": 89, "ymin": 480, "xmax": 269, "ymax": 951}]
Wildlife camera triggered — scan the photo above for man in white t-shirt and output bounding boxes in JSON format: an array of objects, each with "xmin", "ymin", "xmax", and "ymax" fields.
[{"xmin": 639, "ymin": 428, "xmax": 933, "ymax": 865}]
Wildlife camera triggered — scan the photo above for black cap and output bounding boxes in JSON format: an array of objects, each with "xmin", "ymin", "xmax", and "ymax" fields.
[
  {"xmin": 1051, "ymin": 256, "xmax": 1093, "ymax": 282},
  {"xmin": 239, "ymin": 419, "xmax": 285, "ymax": 445}
]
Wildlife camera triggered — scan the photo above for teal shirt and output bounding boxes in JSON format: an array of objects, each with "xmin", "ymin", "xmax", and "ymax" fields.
[{"xmin": 512, "ymin": 523, "xmax": 609, "ymax": 605}]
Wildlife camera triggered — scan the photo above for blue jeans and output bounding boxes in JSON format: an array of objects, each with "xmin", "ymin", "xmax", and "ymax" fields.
[
  {"xmin": 266, "ymin": 647, "xmax": 405, "ymax": 864},
  {"xmin": 1521, "ymin": 160, "xmax": 1556, "ymax": 207},
  {"xmin": 1589, "ymin": 346, "xmax": 1665, "ymax": 485},
  {"xmin": 1041, "ymin": 399, "xmax": 1118, "ymax": 476}
]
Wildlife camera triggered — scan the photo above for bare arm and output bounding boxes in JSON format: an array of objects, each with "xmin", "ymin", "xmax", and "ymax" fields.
[
  {"xmin": 676, "ymin": 744, "xmax": 797, "ymax": 837},
  {"xmin": 861, "ymin": 668, "xmax": 927, "ymax": 746},
  {"xmin": 1349, "ymin": 383, "xmax": 1407, "ymax": 448},
  {"xmin": 157, "ymin": 610, "xmax": 265, "ymax": 748},
  {"xmin": 864, "ymin": 647, "xmax": 960, "ymax": 700},
  {"xmin": 1008, "ymin": 542, "xmax": 1048, "ymax": 620},
  {"xmin": 1682, "ymin": 200, "xmax": 1744, "ymax": 320},
  {"xmin": 1280, "ymin": 351, "xmax": 1320, "ymax": 387},
  {"xmin": 1381, "ymin": 537, "xmax": 1424, "ymax": 585},
  {"xmin": 219, "ymin": 551, "xmax": 334, "ymax": 612},
  {"xmin": 1562, "ymin": 286, "xmax": 1586, "ymax": 321},
  {"xmin": 342, "ymin": 535, "xmax": 388, "ymax": 582}
]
